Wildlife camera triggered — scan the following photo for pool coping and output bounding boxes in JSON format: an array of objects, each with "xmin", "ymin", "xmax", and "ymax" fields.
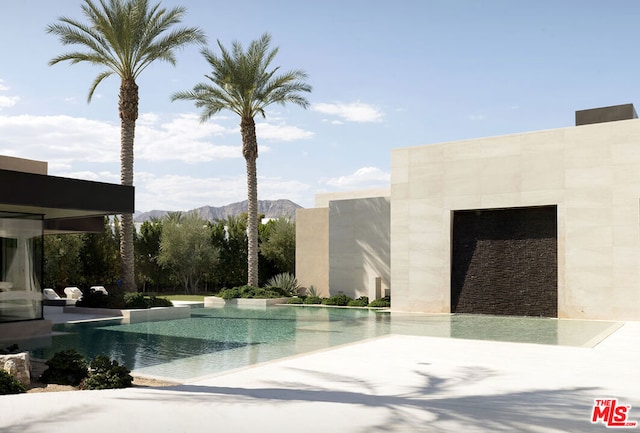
[
  {"xmin": 63, "ymin": 305, "xmax": 191, "ymax": 323},
  {"xmin": 203, "ymin": 296, "xmax": 291, "ymax": 307}
]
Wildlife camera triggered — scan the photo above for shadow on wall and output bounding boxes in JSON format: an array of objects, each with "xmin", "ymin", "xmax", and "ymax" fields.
[{"xmin": 328, "ymin": 197, "xmax": 390, "ymax": 299}]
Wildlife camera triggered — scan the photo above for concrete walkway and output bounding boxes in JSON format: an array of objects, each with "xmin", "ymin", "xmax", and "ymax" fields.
[{"xmin": 1, "ymin": 320, "xmax": 639, "ymax": 432}]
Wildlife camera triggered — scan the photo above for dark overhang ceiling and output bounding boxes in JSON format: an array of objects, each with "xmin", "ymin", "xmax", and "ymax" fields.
[{"xmin": 0, "ymin": 169, "xmax": 134, "ymax": 220}]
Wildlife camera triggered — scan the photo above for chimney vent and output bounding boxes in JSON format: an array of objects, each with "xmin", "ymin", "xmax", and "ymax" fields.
[{"xmin": 575, "ymin": 103, "xmax": 637, "ymax": 126}]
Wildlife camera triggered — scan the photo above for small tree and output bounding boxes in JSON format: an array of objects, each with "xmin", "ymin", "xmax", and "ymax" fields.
[
  {"xmin": 260, "ymin": 218, "xmax": 296, "ymax": 275},
  {"xmin": 79, "ymin": 217, "xmax": 120, "ymax": 287},
  {"xmin": 43, "ymin": 233, "xmax": 83, "ymax": 290},
  {"xmin": 135, "ymin": 219, "xmax": 171, "ymax": 291},
  {"xmin": 157, "ymin": 213, "xmax": 219, "ymax": 293},
  {"xmin": 209, "ymin": 215, "xmax": 248, "ymax": 289}
]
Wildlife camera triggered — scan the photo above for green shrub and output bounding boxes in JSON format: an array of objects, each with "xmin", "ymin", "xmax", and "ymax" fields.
[
  {"xmin": 347, "ymin": 296, "xmax": 369, "ymax": 307},
  {"xmin": 265, "ymin": 273, "xmax": 299, "ymax": 296},
  {"xmin": 123, "ymin": 292, "xmax": 149, "ymax": 309},
  {"xmin": 368, "ymin": 296, "xmax": 391, "ymax": 308},
  {"xmin": 287, "ymin": 297, "xmax": 303, "ymax": 304},
  {"xmin": 148, "ymin": 296, "xmax": 173, "ymax": 307},
  {"xmin": 0, "ymin": 344, "xmax": 19, "ymax": 355},
  {"xmin": 322, "ymin": 294, "xmax": 352, "ymax": 306},
  {"xmin": 305, "ymin": 285, "xmax": 320, "ymax": 297},
  {"xmin": 82, "ymin": 355, "xmax": 133, "ymax": 390},
  {"xmin": 0, "ymin": 370, "xmax": 26, "ymax": 395},
  {"xmin": 218, "ymin": 285, "xmax": 287, "ymax": 300},
  {"xmin": 218, "ymin": 287, "xmax": 241, "ymax": 300},
  {"xmin": 303, "ymin": 296, "xmax": 322, "ymax": 304},
  {"xmin": 120, "ymin": 293, "xmax": 172, "ymax": 309},
  {"xmin": 40, "ymin": 349, "xmax": 88, "ymax": 386}
]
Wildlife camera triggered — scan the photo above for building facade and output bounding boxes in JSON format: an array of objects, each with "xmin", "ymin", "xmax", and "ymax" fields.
[
  {"xmin": 297, "ymin": 104, "xmax": 640, "ymax": 320},
  {"xmin": 0, "ymin": 155, "xmax": 133, "ymax": 340}
]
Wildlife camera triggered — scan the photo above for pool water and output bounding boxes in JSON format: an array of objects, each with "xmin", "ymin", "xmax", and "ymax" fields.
[
  {"xmin": 32, "ymin": 307, "xmax": 390, "ymax": 380},
  {"xmin": 29, "ymin": 307, "xmax": 621, "ymax": 381}
]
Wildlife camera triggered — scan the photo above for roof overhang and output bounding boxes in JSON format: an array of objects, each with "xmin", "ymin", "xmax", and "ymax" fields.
[{"xmin": 0, "ymin": 169, "xmax": 134, "ymax": 232}]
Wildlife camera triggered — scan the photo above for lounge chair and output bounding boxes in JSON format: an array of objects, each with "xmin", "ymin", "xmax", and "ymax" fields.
[
  {"xmin": 64, "ymin": 286, "xmax": 83, "ymax": 300},
  {"xmin": 42, "ymin": 288, "xmax": 68, "ymax": 306},
  {"xmin": 90, "ymin": 286, "xmax": 108, "ymax": 296},
  {"xmin": 42, "ymin": 288, "xmax": 60, "ymax": 300}
]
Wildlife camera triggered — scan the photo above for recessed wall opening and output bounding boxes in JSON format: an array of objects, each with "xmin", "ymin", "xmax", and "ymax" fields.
[{"xmin": 451, "ymin": 205, "xmax": 558, "ymax": 317}]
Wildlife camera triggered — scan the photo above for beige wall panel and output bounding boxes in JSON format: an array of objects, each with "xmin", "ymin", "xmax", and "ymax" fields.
[
  {"xmin": 391, "ymin": 117, "xmax": 640, "ymax": 319},
  {"xmin": 479, "ymin": 193, "xmax": 522, "ymax": 209},
  {"xmin": 442, "ymin": 159, "xmax": 482, "ymax": 195},
  {"xmin": 409, "ymin": 170, "xmax": 443, "ymax": 199},
  {"xmin": 479, "ymin": 135, "xmax": 522, "ymax": 158},
  {"xmin": 0, "ymin": 155, "xmax": 47, "ymax": 175},
  {"xmin": 565, "ymin": 166, "xmax": 613, "ymax": 189},
  {"xmin": 295, "ymin": 208, "xmax": 329, "ymax": 296},
  {"xmin": 315, "ymin": 188, "xmax": 390, "ymax": 208},
  {"xmin": 520, "ymin": 129, "xmax": 565, "ymax": 152},
  {"xmin": 564, "ymin": 188, "xmax": 612, "ymax": 208},
  {"xmin": 479, "ymin": 156, "xmax": 522, "ymax": 194},
  {"xmin": 442, "ymin": 139, "xmax": 481, "ymax": 161},
  {"xmin": 520, "ymin": 190, "xmax": 564, "ymax": 206},
  {"xmin": 328, "ymin": 197, "xmax": 390, "ymax": 300},
  {"xmin": 521, "ymin": 151, "xmax": 564, "ymax": 191},
  {"xmin": 391, "ymin": 150, "xmax": 410, "ymax": 184}
]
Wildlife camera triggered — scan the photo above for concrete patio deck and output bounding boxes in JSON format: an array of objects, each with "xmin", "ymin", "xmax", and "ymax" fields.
[{"xmin": 1, "ymin": 317, "xmax": 639, "ymax": 432}]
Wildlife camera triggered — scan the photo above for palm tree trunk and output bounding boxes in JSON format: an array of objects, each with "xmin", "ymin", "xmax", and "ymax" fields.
[
  {"xmin": 119, "ymin": 78, "xmax": 138, "ymax": 292},
  {"xmin": 241, "ymin": 117, "xmax": 259, "ymax": 287}
]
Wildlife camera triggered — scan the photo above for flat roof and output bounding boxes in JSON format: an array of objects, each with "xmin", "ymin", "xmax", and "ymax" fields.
[{"xmin": 0, "ymin": 168, "xmax": 134, "ymax": 220}]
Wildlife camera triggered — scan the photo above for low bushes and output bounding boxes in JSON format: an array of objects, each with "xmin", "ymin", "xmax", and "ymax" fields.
[
  {"xmin": 368, "ymin": 296, "xmax": 391, "ymax": 308},
  {"xmin": 123, "ymin": 293, "xmax": 173, "ymax": 309},
  {"xmin": 290, "ymin": 291, "xmax": 390, "ymax": 308},
  {"xmin": 348, "ymin": 296, "xmax": 369, "ymax": 307},
  {"xmin": 40, "ymin": 349, "xmax": 88, "ymax": 386},
  {"xmin": 76, "ymin": 290, "xmax": 174, "ymax": 309},
  {"xmin": 0, "ymin": 370, "xmax": 26, "ymax": 395},
  {"xmin": 304, "ymin": 296, "xmax": 322, "ymax": 305},
  {"xmin": 0, "ymin": 344, "xmax": 19, "ymax": 355},
  {"xmin": 287, "ymin": 297, "xmax": 304, "ymax": 304},
  {"xmin": 83, "ymin": 355, "xmax": 132, "ymax": 390},
  {"xmin": 265, "ymin": 273, "xmax": 300, "ymax": 296},
  {"xmin": 322, "ymin": 294, "xmax": 352, "ymax": 306},
  {"xmin": 218, "ymin": 285, "xmax": 288, "ymax": 300},
  {"xmin": 216, "ymin": 280, "xmax": 391, "ymax": 309},
  {"xmin": 39, "ymin": 349, "xmax": 133, "ymax": 390}
]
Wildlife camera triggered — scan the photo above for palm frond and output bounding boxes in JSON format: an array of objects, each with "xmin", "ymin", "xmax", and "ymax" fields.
[
  {"xmin": 88, "ymin": 70, "xmax": 115, "ymax": 102},
  {"xmin": 48, "ymin": 0, "xmax": 205, "ymax": 99},
  {"xmin": 176, "ymin": 32, "xmax": 311, "ymax": 121}
]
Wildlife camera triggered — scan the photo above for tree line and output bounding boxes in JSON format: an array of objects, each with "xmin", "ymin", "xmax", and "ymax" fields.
[{"xmin": 43, "ymin": 214, "xmax": 295, "ymax": 294}]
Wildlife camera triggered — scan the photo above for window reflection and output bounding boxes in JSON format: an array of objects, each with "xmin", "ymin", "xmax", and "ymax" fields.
[{"xmin": 0, "ymin": 213, "xmax": 43, "ymax": 323}]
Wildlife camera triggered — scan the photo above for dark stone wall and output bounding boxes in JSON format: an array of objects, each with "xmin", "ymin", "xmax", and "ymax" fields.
[{"xmin": 451, "ymin": 206, "xmax": 558, "ymax": 317}]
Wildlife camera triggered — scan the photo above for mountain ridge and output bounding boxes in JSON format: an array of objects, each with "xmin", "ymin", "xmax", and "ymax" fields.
[{"xmin": 134, "ymin": 199, "xmax": 303, "ymax": 223}]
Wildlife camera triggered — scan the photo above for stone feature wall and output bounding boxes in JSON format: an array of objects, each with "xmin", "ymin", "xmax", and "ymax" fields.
[
  {"xmin": 0, "ymin": 352, "xmax": 31, "ymax": 386},
  {"xmin": 451, "ymin": 206, "xmax": 558, "ymax": 317}
]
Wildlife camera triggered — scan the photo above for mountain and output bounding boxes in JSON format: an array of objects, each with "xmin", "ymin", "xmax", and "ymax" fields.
[{"xmin": 134, "ymin": 199, "xmax": 303, "ymax": 223}]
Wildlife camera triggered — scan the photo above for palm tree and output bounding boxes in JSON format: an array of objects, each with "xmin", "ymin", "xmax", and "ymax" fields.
[
  {"xmin": 172, "ymin": 33, "xmax": 311, "ymax": 287},
  {"xmin": 47, "ymin": 0, "xmax": 206, "ymax": 292}
]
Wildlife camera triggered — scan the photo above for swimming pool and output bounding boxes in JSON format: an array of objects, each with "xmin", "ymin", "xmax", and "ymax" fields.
[{"xmin": 29, "ymin": 307, "xmax": 621, "ymax": 381}]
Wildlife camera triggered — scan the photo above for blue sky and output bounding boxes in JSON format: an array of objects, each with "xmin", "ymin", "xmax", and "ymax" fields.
[{"xmin": 1, "ymin": 1, "xmax": 639, "ymax": 211}]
